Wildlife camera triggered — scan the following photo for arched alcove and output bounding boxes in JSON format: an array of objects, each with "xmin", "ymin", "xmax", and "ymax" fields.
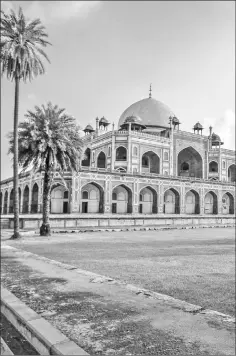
[
  {"xmin": 81, "ymin": 182, "xmax": 104, "ymax": 213},
  {"xmin": 222, "ymin": 192, "xmax": 234, "ymax": 215},
  {"xmin": 139, "ymin": 186, "xmax": 158, "ymax": 214},
  {"xmin": 204, "ymin": 191, "xmax": 218, "ymax": 214},
  {"xmin": 97, "ymin": 151, "xmax": 106, "ymax": 168},
  {"xmin": 163, "ymin": 188, "xmax": 180, "ymax": 214},
  {"xmin": 3, "ymin": 191, "xmax": 8, "ymax": 214},
  {"xmin": 51, "ymin": 185, "xmax": 69, "ymax": 213},
  {"xmin": 31, "ymin": 183, "xmax": 39, "ymax": 213},
  {"xmin": 185, "ymin": 190, "xmax": 200, "ymax": 214},
  {"xmin": 209, "ymin": 161, "xmax": 218, "ymax": 173},
  {"xmin": 142, "ymin": 151, "xmax": 160, "ymax": 174},
  {"xmin": 112, "ymin": 184, "xmax": 132, "ymax": 214},
  {"xmin": 81, "ymin": 148, "xmax": 91, "ymax": 167},
  {"xmin": 178, "ymin": 147, "xmax": 203, "ymax": 178},
  {"xmin": 9, "ymin": 189, "xmax": 14, "ymax": 213},
  {"xmin": 116, "ymin": 147, "xmax": 127, "ymax": 161},
  {"xmin": 22, "ymin": 186, "xmax": 30, "ymax": 213},
  {"xmin": 228, "ymin": 164, "xmax": 236, "ymax": 182}
]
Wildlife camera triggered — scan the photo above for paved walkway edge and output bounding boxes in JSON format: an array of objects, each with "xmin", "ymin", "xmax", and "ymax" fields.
[
  {"xmin": 3, "ymin": 245, "xmax": 235, "ymax": 325},
  {"xmin": 1, "ymin": 287, "xmax": 89, "ymax": 355},
  {"xmin": 0, "ymin": 338, "xmax": 14, "ymax": 355}
]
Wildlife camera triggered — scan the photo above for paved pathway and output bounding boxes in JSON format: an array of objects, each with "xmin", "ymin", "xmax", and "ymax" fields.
[{"xmin": 1, "ymin": 244, "xmax": 235, "ymax": 356}]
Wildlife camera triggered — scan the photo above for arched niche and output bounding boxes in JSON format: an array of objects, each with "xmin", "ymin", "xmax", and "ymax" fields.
[
  {"xmin": 18, "ymin": 188, "xmax": 21, "ymax": 213},
  {"xmin": 185, "ymin": 189, "xmax": 200, "ymax": 214},
  {"xmin": 228, "ymin": 164, "xmax": 236, "ymax": 182},
  {"xmin": 81, "ymin": 148, "xmax": 91, "ymax": 167},
  {"xmin": 97, "ymin": 151, "xmax": 106, "ymax": 168},
  {"xmin": 3, "ymin": 191, "xmax": 8, "ymax": 214},
  {"xmin": 51, "ymin": 185, "xmax": 69, "ymax": 213},
  {"xmin": 112, "ymin": 184, "xmax": 132, "ymax": 214},
  {"xmin": 209, "ymin": 161, "xmax": 218, "ymax": 173},
  {"xmin": 116, "ymin": 146, "xmax": 127, "ymax": 161},
  {"xmin": 204, "ymin": 191, "xmax": 218, "ymax": 214},
  {"xmin": 142, "ymin": 151, "xmax": 160, "ymax": 174},
  {"xmin": 9, "ymin": 189, "xmax": 14, "ymax": 213},
  {"xmin": 163, "ymin": 188, "xmax": 180, "ymax": 214},
  {"xmin": 139, "ymin": 186, "xmax": 158, "ymax": 214},
  {"xmin": 81, "ymin": 182, "xmax": 104, "ymax": 213},
  {"xmin": 22, "ymin": 186, "xmax": 29, "ymax": 213},
  {"xmin": 178, "ymin": 147, "xmax": 203, "ymax": 178},
  {"xmin": 31, "ymin": 183, "xmax": 39, "ymax": 213},
  {"xmin": 222, "ymin": 192, "xmax": 234, "ymax": 215}
]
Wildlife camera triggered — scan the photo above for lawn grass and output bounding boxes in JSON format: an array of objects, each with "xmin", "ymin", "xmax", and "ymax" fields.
[{"xmin": 6, "ymin": 227, "xmax": 235, "ymax": 316}]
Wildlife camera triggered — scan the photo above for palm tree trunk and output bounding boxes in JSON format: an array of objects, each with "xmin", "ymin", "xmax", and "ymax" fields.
[
  {"xmin": 40, "ymin": 170, "xmax": 52, "ymax": 236},
  {"xmin": 11, "ymin": 77, "xmax": 21, "ymax": 239}
]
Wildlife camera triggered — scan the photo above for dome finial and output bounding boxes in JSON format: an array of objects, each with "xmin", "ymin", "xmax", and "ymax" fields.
[{"xmin": 149, "ymin": 83, "xmax": 152, "ymax": 98}]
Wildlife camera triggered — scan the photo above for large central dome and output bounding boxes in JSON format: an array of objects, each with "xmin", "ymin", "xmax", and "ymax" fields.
[{"xmin": 119, "ymin": 97, "xmax": 174, "ymax": 129}]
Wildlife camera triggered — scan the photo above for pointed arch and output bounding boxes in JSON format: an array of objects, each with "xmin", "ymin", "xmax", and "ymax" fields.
[
  {"xmin": 209, "ymin": 161, "xmax": 218, "ymax": 173},
  {"xmin": 222, "ymin": 192, "xmax": 234, "ymax": 215},
  {"xmin": 31, "ymin": 183, "xmax": 39, "ymax": 213},
  {"xmin": 178, "ymin": 146, "xmax": 203, "ymax": 178},
  {"xmin": 112, "ymin": 184, "xmax": 132, "ymax": 214},
  {"xmin": 139, "ymin": 186, "xmax": 158, "ymax": 214},
  {"xmin": 81, "ymin": 182, "xmax": 104, "ymax": 213},
  {"xmin": 185, "ymin": 189, "xmax": 200, "ymax": 214},
  {"xmin": 0, "ymin": 191, "xmax": 2, "ymax": 213},
  {"xmin": 81, "ymin": 148, "xmax": 91, "ymax": 167},
  {"xmin": 228, "ymin": 164, "xmax": 236, "ymax": 182},
  {"xmin": 3, "ymin": 191, "xmax": 8, "ymax": 214},
  {"xmin": 163, "ymin": 188, "xmax": 180, "ymax": 214},
  {"xmin": 204, "ymin": 191, "xmax": 218, "ymax": 214},
  {"xmin": 142, "ymin": 151, "xmax": 160, "ymax": 174},
  {"xmin": 9, "ymin": 189, "xmax": 14, "ymax": 213},
  {"xmin": 18, "ymin": 187, "xmax": 21, "ymax": 213},
  {"xmin": 97, "ymin": 151, "xmax": 106, "ymax": 168},
  {"xmin": 22, "ymin": 185, "xmax": 30, "ymax": 213},
  {"xmin": 116, "ymin": 146, "xmax": 127, "ymax": 161},
  {"xmin": 51, "ymin": 184, "xmax": 69, "ymax": 213}
]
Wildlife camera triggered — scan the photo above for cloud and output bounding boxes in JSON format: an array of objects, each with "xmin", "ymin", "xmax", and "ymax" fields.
[
  {"xmin": 203, "ymin": 110, "xmax": 235, "ymax": 150},
  {"xmin": 1, "ymin": 1, "xmax": 101, "ymax": 24},
  {"xmin": 22, "ymin": 1, "xmax": 101, "ymax": 24}
]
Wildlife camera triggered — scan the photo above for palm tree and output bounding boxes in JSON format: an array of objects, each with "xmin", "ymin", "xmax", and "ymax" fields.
[
  {"xmin": 1, "ymin": 7, "xmax": 51, "ymax": 239},
  {"xmin": 8, "ymin": 102, "xmax": 83, "ymax": 236}
]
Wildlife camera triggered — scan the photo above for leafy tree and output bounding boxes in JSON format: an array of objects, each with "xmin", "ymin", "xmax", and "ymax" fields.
[
  {"xmin": 8, "ymin": 102, "xmax": 83, "ymax": 236},
  {"xmin": 1, "ymin": 7, "xmax": 51, "ymax": 238}
]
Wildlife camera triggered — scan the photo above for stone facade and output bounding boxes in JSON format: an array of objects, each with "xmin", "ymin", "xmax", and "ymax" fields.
[{"xmin": 1, "ymin": 95, "xmax": 235, "ymax": 217}]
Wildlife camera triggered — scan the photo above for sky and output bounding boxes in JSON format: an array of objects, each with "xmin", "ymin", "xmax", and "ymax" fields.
[{"xmin": 1, "ymin": 1, "xmax": 235, "ymax": 180}]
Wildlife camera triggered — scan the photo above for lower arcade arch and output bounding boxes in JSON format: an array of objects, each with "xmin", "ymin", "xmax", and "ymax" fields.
[
  {"xmin": 222, "ymin": 192, "xmax": 234, "ymax": 215},
  {"xmin": 31, "ymin": 183, "xmax": 39, "ymax": 213},
  {"xmin": 0, "ymin": 192, "xmax": 2, "ymax": 213},
  {"xmin": 111, "ymin": 184, "xmax": 132, "ymax": 214},
  {"xmin": 9, "ymin": 189, "xmax": 14, "ymax": 213},
  {"xmin": 51, "ymin": 185, "xmax": 69, "ymax": 213},
  {"xmin": 22, "ymin": 186, "xmax": 29, "ymax": 213},
  {"xmin": 204, "ymin": 191, "xmax": 218, "ymax": 214},
  {"xmin": 139, "ymin": 186, "xmax": 158, "ymax": 214},
  {"xmin": 185, "ymin": 190, "xmax": 200, "ymax": 214},
  {"xmin": 81, "ymin": 182, "xmax": 104, "ymax": 213},
  {"xmin": 163, "ymin": 188, "xmax": 180, "ymax": 214},
  {"xmin": 3, "ymin": 191, "xmax": 8, "ymax": 214}
]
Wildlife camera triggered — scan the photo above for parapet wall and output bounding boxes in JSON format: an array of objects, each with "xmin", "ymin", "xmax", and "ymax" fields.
[{"xmin": 1, "ymin": 214, "xmax": 235, "ymax": 230}]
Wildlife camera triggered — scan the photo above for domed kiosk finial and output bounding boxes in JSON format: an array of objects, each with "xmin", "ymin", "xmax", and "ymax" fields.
[{"xmin": 149, "ymin": 83, "xmax": 152, "ymax": 98}]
